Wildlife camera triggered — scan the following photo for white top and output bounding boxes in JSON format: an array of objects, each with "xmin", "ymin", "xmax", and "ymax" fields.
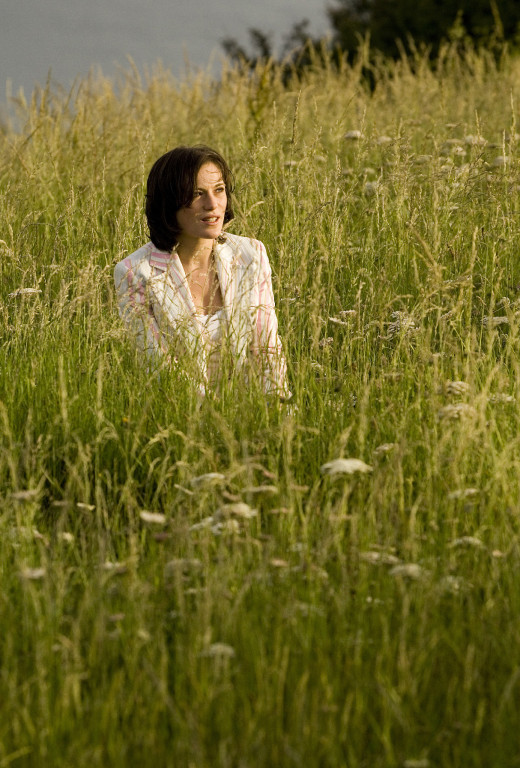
[{"xmin": 196, "ymin": 307, "xmax": 226, "ymax": 383}]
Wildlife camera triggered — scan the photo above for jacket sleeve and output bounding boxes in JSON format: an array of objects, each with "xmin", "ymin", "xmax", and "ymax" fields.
[
  {"xmin": 114, "ymin": 257, "xmax": 170, "ymax": 363},
  {"xmin": 251, "ymin": 240, "xmax": 291, "ymax": 399}
]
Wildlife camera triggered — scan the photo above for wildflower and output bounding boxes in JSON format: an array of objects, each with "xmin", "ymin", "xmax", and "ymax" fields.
[
  {"xmin": 482, "ymin": 315, "xmax": 509, "ymax": 328},
  {"xmin": 492, "ymin": 155, "xmax": 510, "ymax": 168},
  {"xmin": 284, "ymin": 160, "xmax": 298, "ymax": 168},
  {"xmin": 377, "ymin": 135, "xmax": 392, "ymax": 145},
  {"xmin": 215, "ymin": 502, "xmax": 258, "ymax": 519},
  {"xmin": 20, "ymin": 567, "xmax": 46, "ymax": 581},
  {"xmin": 329, "ymin": 316, "xmax": 350, "ymax": 326},
  {"xmin": 190, "ymin": 472, "xmax": 226, "ymax": 489},
  {"xmin": 373, "ymin": 442, "xmax": 397, "ymax": 455},
  {"xmin": 189, "ymin": 516, "xmax": 214, "ymax": 531},
  {"xmin": 164, "ymin": 558, "xmax": 202, "ymax": 574},
  {"xmin": 139, "ymin": 510, "xmax": 167, "ymax": 525},
  {"xmin": 319, "ymin": 336, "xmax": 334, "ymax": 348},
  {"xmin": 211, "ymin": 519, "xmax": 240, "ymax": 535},
  {"xmin": 363, "ymin": 181, "xmax": 378, "ymax": 197},
  {"xmin": 270, "ymin": 558, "xmax": 290, "ymax": 568},
  {"xmin": 448, "ymin": 536, "xmax": 485, "ymax": 549},
  {"xmin": 465, "ymin": 135, "xmax": 487, "ymax": 146},
  {"xmin": 58, "ymin": 532, "xmax": 75, "ymax": 544},
  {"xmin": 443, "ymin": 380, "xmax": 469, "ymax": 395},
  {"xmin": 339, "ymin": 309, "xmax": 357, "ymax": 318},
  {"xmin": 108, "ymin": 613, "xmax": 125, "ymax": 623},
  {"xmin": 11, "ymin": 489, "xmax": 39, "ymax": 502},
  {"xmin": 242, "ymin": 485, "xmax": 278, "ymax": 496},
  {"xmin": 77, "ymin": 502, "xmax": 95, "ymax": 511},
  {"xmin": 385, "ymin": 311, "xmax": 417, "ymax": 338},
  {"xmin": 344, "ymin": 130, "xmax": 362, "ymax": 140},
  {"xmin": 438, "ymin": 403, "xmax": 478, "ymax": 420},
  {"xmin": 413, "ymin": 155, "xmax": 431, "ymax": 165},
  {"xmin": 8, "ymin": 288, "xmax": 42, "ymax": 297},
  {"xmin": 447, "ymin": 488, "xmax": 479, "ymax": 500},
  {"xmin": 389, "ymin": 563, "xmax": 425, "ymax": 580},
  {"xmin": 200, "ymin": 643, "xmax": 235, "ymax": 659},
  {"xmin": 360, "ymin": 551, "xmax": 401, "ymax": 565},
  {"xmin": 320, "ymin": 458, "xmax": 373, "ymax": 476},
  {"xmin": 488, "ymin": 393, "xmax": 515, "ymax": 404},
  {"xmin": 101, "ymin": 561, "xmax": 128, "ymax": 574},
  {"xmin": 438, "ymin": 575, "xmax": 467, "ymax": 594}
]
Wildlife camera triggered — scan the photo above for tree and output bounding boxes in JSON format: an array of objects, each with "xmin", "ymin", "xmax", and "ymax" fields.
[{"xmin": 328, "ymin": 0, "xmax": 520, "ymax": 58}]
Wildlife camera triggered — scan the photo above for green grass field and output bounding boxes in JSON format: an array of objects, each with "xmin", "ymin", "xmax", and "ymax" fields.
[{"xmin": 2, "ymin": 41, "xmax": 520, "ymax": 766}]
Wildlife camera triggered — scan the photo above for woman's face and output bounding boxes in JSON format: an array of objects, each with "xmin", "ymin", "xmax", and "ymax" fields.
[{"xmin": 176, "ymin": 162, "xmax": 227, "ymax": 243}]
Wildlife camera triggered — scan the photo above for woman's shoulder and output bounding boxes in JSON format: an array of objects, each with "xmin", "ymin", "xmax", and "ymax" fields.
[
  {"xmin": 221, "ymin": 233, "xmax": 267, "ymax": 265},
  {"xmin": 114, "ymin": 242, "xmax": 154, "ymax": 278}
]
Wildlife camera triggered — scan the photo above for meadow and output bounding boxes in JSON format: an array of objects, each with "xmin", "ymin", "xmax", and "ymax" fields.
[{"xmin": 1, "ymin": 40, "xmax": 520, "ymax": 767}]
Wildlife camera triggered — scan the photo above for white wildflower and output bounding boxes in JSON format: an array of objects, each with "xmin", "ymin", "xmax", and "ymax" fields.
[
  {"xmin": 488, "ymin": 393, "xmax": 515, "ymax": 404},
  {"xmin": 242, "ymin": 485, "xmax": 278, "ymax": 495},
  {"xmin": 101, "ymin": 561, "xmax": 128, "ymax": 574},
  {"xmin": 448, "ymin": 536, "xmax": 485, "ymax": 549},
  {"xmin": 329, "ymin": 316, "xmax": 350, "ymax": 326},
  {"xmin": 215, "ymin": 502, "xmax": 258, "ymax": 520},
  {"xmin": 447, "ymin": 488, "xmax": 479, "ymax": 500},
  {"xmin": 189, "ymin": 516, "xmax": 214, "ymax": 531},
  {"xmin": 77, "ymin": 502, "xmax": 95, "ymax": 511},
  {"xmin": 20, "ymin": 567, "xmax": 46, "ymax": 581},
  {"xmin": 211, "ymin": 519, "xmax": 240, "ymax": 535},
  {"xmin": 492, "ymin": 155, "xmax": 510, "ymax": 168},
  {"xmin": 284, "ymin": 160, "xmax": 298, "ymax": 168},
  {"xmin": 443, "ymin": 380, "xmax": 469, "ymax": 395},
  {"xmin": 164, "ymin": 558, "xmax": 202, "ymax": 573},
  {"xmin": 389, "ymin": 563, "xmax": 425, "ymax": 580},
  {"xmin": 363, "ymin": 181, "xmax": 378, "ymax": 197},
  {"xmin": 200, "ymin": 643, "xmax": 235, "ymax": 659},
  {"xmin": 270, "ymin": 558, "xmax": 290, "ymax": 568},
  {"xmin": 8, "ymin": 288, "xmax": 42, "ymax": 297},
  {"xmin": 373, "ymin": 443, "xmax": 398, "ymax": 455},
  {"xmin": 413, "ymin": 155, "xmax": 431, "ymax": 165},
  {"xmin": 438, "ymin": 403, "xmax": 478, "ymax": 420},
  {"xmin": 438, "ymin": 575, "xmax": 467, "ymax": 594},
  {"xmin": 482, "ymin": 316, "xmax": 509, "ymax": 327},
  {"xmin": 465, "ymin": 135, "xmax": 487, "ymax": 146},
  {"xmin": 320, "ymin": 458, "xmax": 373, "ymax": 476},
  {"xmin": 339, "ymin": 309, "xmax": 357, "ymax": 318},
  {"xmin": 58, "ymin": 532, "xmax": 75, "ymax": 544},
  {"xmin": 139, "ymin": 510, "xmax": 167, "ymax": 525},
  {"xmin": 190, "ymin": 472, "xmax": 226, "ymax": 489},
  {"xmin": 344, "ymin": 130, "xmax": 362, "ymax": 140},
  {"xmin": 377, "ymin": 135, "xmax": 393, "ymax": 145},
  {"xmin": 11, "ymin": 489, "xmax": 39, "ymax": 502},
  {"xmin": 360, "ymin": 551, "xmax": 401, "ymax": 565},
  {"xmin": 386, "ymin": 311, "xmax": 417, "ymax": 338}
]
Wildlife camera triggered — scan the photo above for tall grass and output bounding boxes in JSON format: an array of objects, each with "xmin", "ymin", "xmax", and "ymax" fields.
[{"xmin": 2, "ymin": 41, "xmax": 520, "ymax": 766}]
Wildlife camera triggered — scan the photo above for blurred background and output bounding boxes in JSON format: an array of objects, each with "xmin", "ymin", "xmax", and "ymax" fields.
[{"xmin": 0, "ymin": 0, "xmax": 331, "ymax": 100}]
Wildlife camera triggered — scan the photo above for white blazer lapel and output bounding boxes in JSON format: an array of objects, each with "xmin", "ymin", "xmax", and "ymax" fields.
[
  {"xmin": 147, "ymin": 248, "xmax": 204, "ymax": 360},
  {"xmin": 215, "ymin": 237, "xmax": 257, "ymax": 364}
]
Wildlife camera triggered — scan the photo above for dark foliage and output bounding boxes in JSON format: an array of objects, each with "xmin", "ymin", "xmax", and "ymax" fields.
[
  {"xmin": 221, "ymin": 0, "xmax": 520, "ymax": 73},
  {"xmin": 329, "ymin": 0, "xmax": 520, "ymax": 58}
]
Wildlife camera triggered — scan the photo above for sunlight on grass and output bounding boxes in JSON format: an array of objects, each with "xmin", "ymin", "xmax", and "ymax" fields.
[{"xmin": 1, "ymin": 40, "xmax": 520, "ymax": 767}]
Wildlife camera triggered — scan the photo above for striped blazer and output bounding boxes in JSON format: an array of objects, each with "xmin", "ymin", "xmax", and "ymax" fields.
[{"xmin": 114, "ymin": 233, "xmax": 290, "ymax": 397}]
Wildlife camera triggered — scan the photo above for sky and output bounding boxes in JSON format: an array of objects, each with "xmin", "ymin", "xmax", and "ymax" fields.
[{"xmin": 1, "ymin": 0, "xmax": 333, "ymax": 103}]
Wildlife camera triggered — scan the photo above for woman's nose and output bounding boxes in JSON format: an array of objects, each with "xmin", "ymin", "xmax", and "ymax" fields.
[{"xmin": 204, "ymin": 192, "xmax": 217, "ymax": 209}]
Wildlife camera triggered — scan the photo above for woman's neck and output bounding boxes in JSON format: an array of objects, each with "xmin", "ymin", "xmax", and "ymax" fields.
[{"xmin": 176, "ymin": 236, "xmax": 214, "ymax": 271}]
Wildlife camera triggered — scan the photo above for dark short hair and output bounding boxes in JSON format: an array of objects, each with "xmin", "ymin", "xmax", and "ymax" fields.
[{"xmin": 145, "ymin": 145, "xmax": 235, "ymax": 252}]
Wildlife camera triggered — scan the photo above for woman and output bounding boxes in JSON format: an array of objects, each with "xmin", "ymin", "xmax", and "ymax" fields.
[{"xmin": 114, "ymin": 145, "xmax": 290, "ymax": 399}]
